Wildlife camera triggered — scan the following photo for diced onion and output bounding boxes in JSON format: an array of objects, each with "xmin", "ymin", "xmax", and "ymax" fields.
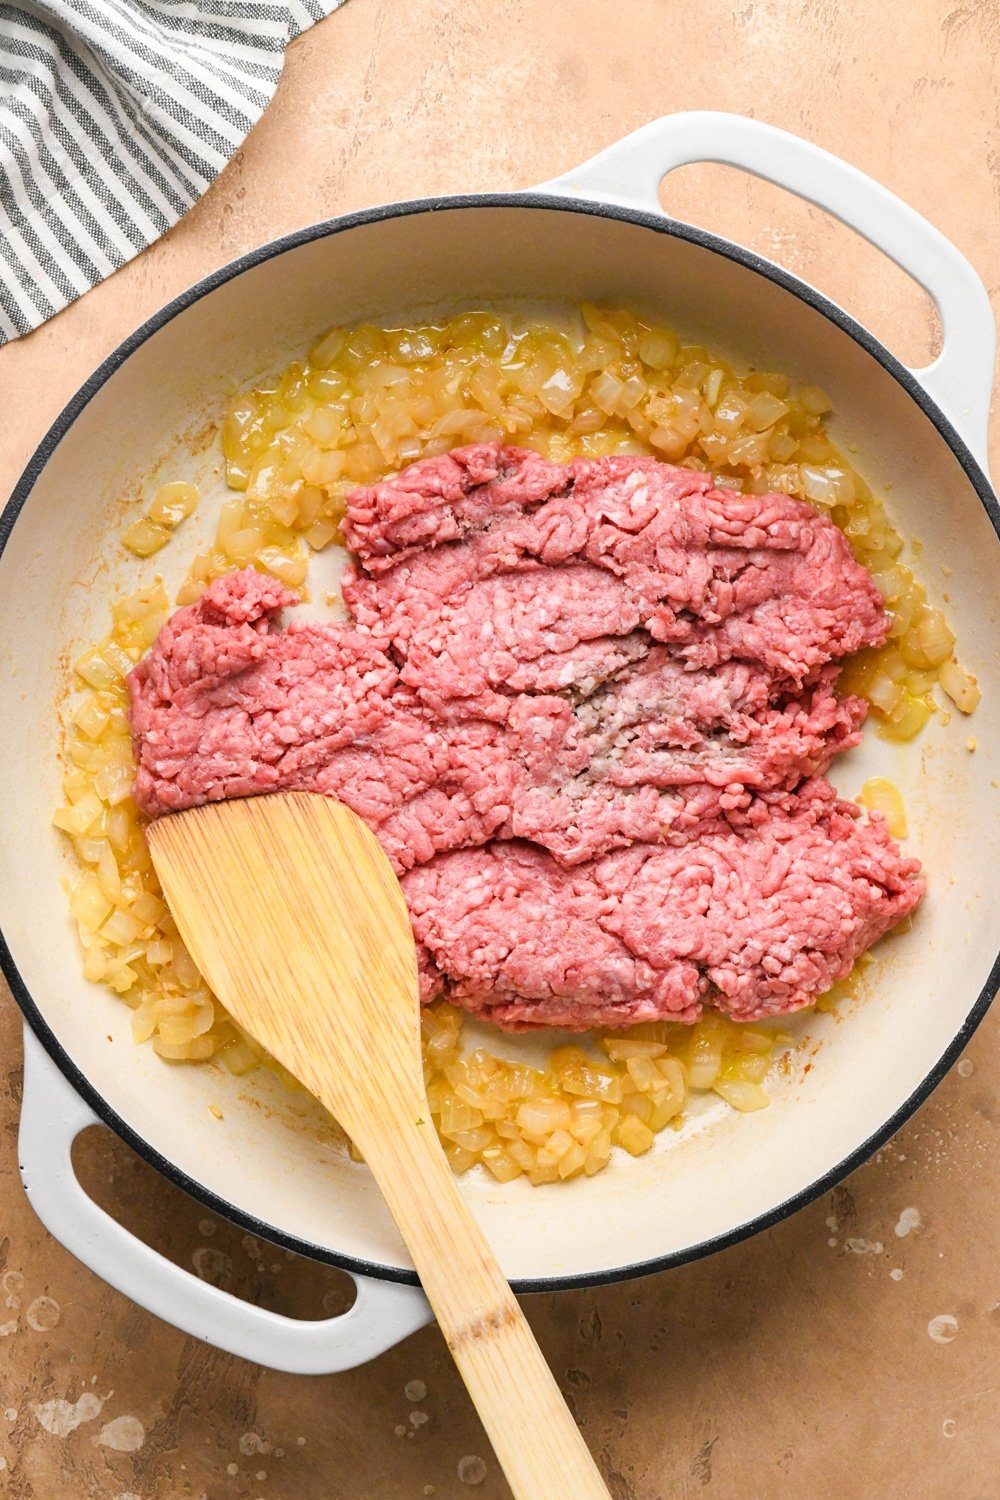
[
  {"xmin": 121, "ymin": 518, "xmax": 171, "ymax": 557},
  {"xmin": 857, "ymin": 778, "xmax": 908, "ymax": 838},
  {"xmin": 56, "ymin": 304, "xmax": 968, "ymax": 1187},
  {"xmin": 939, "ymin": 658, "xmax": 980, "ymax": 713}
]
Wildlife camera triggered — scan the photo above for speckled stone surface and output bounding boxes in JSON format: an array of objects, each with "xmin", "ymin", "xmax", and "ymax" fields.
[{"xmin": 1, "ymin": 2, "xmax": 998, "ymax": 1496}]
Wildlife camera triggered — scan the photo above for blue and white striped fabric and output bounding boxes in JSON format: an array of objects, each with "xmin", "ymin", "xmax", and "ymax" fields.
[{"xmin": 0, "ymin": 0, "xmax": 343, "ymax": 344}]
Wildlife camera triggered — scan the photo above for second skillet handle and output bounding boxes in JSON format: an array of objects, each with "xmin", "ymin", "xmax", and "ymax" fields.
[
  {"xmin": 357, "ymin": 1114, "xmax": 612, "ymax": 1500},
  {"xmin": 18, "ymin": 1026, "xmax": 432, "ymax": 1373},
  {"xmin": 536, "ymin": 111, "xmax": 995, "ymax": 471}
]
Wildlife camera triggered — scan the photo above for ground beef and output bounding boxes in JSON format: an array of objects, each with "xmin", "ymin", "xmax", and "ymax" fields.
[
  {"xmin": 128, "ymin": 443, "xmax": 923, "ymax": 1029},
  {"xmin": 402, "ymin": 782, "xmax": 920, "ymax": 1028}
]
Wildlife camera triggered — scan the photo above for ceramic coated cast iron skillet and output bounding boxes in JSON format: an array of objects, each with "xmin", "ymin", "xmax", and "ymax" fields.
[{"xmin": 1, "ymin": 114, "xmax": 998, "ymax": 1373}]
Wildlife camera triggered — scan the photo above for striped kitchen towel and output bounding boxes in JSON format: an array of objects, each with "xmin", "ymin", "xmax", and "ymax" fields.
[{"xmin": 0, "ymin": 0, "xmax": 344, "ymax": 345}]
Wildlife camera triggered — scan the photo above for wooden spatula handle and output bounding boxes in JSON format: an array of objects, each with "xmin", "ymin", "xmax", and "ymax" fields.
[{"xmin": 358, "ymin": 1118, "xmax": 612, "ymax": 1500}]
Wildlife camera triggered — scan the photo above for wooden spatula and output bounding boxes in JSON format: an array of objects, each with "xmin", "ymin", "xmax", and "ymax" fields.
[{"xmin": 148, "ymin": 790, "xmax": 611, "ymax": 1500}]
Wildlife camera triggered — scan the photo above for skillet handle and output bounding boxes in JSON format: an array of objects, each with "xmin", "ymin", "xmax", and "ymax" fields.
[
  {"xmin": 17, "ymin": 1026, "xmax": 431, "ymax": 1373},
  {"xmin": 537, "ymin": 112, "xmax": 995, "ymax": 470}
]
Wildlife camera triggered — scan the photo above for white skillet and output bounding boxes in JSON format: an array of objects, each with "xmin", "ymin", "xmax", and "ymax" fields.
[{"xmin": 1, "ymin": 113, "xmax": 997, "ymax": 1373}]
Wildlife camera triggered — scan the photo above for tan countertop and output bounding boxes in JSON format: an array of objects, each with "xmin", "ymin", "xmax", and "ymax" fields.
[{"xmin": 1, "ymin": 2, "xmax": 998, "ymax": 1496}]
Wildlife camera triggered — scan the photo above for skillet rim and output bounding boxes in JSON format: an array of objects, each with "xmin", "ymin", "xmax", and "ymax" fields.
[{"xmin": 2, "ymin": 190, "xmax": 999, "ymax": 1293}]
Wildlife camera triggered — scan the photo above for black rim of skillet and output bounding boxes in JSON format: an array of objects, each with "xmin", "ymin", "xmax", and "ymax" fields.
[{"xmin": 2, "ymin": 192, "xmax": 1000, "ymax": 1297}]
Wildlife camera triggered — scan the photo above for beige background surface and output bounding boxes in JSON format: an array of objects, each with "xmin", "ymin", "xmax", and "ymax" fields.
[{"xmin": 1, "ymin": 2, "xmax": 998, "ymax": 1497}]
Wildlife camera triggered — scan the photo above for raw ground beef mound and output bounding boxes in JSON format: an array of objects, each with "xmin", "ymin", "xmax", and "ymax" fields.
[{"xmin": 128, "ymin": 443, "xmax": 924, "ymax": 1028}]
